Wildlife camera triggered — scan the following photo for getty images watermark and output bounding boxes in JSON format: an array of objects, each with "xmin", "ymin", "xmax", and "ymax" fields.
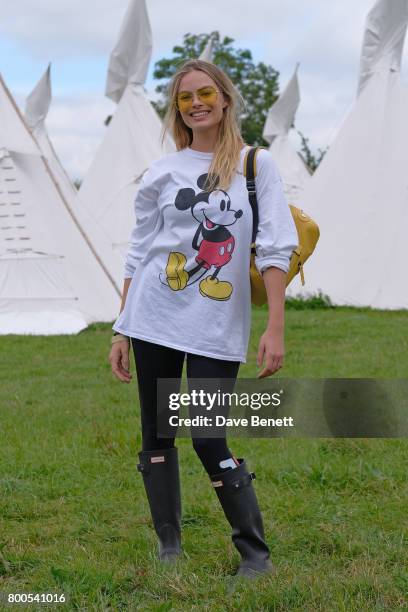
[
  {"xmin": 166, "ymin": 387, "xmax": 294, "ymax": 429},
  {"xmin": 156, "ymin": 378, "xmax": 408, "ymax": 438}
]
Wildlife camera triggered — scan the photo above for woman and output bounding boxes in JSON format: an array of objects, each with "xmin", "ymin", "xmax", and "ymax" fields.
[{"xmin": 109, "ymin": 59, "xmax": 298, "ymax": 579}]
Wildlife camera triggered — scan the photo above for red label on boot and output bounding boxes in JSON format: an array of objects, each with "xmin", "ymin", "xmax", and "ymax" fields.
[{"xmin": 151, "ymin": 456, "xmax": 165, "ymax": 463}]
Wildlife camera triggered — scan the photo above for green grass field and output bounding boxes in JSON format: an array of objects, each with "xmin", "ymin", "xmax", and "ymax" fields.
[{"xmin": 1, "ymin": 305, "xmax": 407, "ymax": 611}]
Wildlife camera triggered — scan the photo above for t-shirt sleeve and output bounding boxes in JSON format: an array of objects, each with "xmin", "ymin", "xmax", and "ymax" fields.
[
  {"xmin": 124, "ymin": 165, "xmax": 162, "ymax": 278},
  {"xmin": 253, "ymin": 149, "xmax": 299, "ymax": 274}
]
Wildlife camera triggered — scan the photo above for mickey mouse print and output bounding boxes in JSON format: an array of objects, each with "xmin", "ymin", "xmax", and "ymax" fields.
[{"xmin": 161, "ymin": 173, "xmax": 243, "ymax": 301}]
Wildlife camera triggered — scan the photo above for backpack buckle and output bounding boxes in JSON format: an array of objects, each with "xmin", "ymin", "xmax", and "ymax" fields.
[{"xmin": 246, "ymin": 178, "xmax": 256, "ymax": 194}]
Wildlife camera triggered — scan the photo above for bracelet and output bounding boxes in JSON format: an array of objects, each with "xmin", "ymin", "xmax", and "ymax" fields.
[{"xmin": 111, "ymin": 333, "xmax": 130, "ymax": 345}]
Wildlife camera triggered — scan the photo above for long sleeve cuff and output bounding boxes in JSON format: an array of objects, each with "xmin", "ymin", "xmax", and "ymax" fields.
[
  {"xmin": 124, "ymin": 262, "xmax": 136, "ymax": 278},
  {"xmin": 255, "ymin": 254, "xmax": 291, "ymax": 274}
]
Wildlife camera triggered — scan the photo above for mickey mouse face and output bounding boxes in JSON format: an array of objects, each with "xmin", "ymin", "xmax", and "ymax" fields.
[
  {"xmin": 173, "ymin": 173, "xmax": 243, "ymax": 229},
  {"xmin": 193, "ymin": 189, "xmax": 242, "ymax": 228}
]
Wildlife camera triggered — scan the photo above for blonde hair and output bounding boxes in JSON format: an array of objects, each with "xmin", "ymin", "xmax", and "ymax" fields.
[{"xmin": 161, "ymin": 59, "xmax": 246, "ymax": 191}]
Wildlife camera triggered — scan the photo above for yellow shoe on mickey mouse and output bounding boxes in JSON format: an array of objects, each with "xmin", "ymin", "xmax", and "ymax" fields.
[
  {"xmin": 199, "ymin": 276, "xmax": 233, "ymax": 301},
  {"xmin": 166, "ymin": 252, "xmax": 189, "ymax": 290}
]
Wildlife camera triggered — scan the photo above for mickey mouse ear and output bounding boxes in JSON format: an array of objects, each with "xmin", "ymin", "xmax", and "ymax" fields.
[
  {"xmin": 197, "ymin": 173, "xmax": 219, "ymax": 190},
  {"xmin": 175, "ymin": 187, "xmax": 196, "ymax": 210}
]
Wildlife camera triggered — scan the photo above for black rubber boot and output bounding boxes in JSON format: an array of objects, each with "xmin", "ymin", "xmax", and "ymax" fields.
[
  {"xmin": 210, "ymin": 457, "xmax": 275, "ymax": 578},
  {"xmin": 137, "ymin": 447, "xmax": 182, "ymax": 562}
]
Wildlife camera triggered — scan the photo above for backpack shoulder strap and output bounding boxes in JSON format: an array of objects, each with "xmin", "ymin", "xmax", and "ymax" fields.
[{"xmin": 243, "ymin": 146, "xmax": 260, "ymax": 244}]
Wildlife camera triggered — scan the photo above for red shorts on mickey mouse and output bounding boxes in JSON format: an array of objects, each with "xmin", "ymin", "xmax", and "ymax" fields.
[{"xmin": 195, "ymin": 236, "xmax": 235, "ymax": 269}]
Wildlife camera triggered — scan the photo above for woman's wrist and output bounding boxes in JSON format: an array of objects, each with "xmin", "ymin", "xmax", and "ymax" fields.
[
  {"xmin": 265, "ymin": 322, "xmax": 284, "ymax": 334},
  {"xmin": 111, "ymin": 333, "xmax": 130, "ymax": 345}
]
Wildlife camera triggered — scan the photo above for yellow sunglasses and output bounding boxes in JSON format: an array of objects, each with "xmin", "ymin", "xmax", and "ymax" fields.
[{"xmin": 176, "ymin": 86, "xmax": 219, "ymax": 113}]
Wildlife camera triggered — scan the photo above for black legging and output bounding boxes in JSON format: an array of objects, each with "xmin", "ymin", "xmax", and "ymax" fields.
[{"xmin": 131, "ymin": 338, "xmax": 240, "ymax": 475}]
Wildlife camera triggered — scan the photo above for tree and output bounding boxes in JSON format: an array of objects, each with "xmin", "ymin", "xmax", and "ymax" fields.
[
  {"xmin": 297, "ymin": 131, "xmax": 327, "ymax": 173},
  {"xmin": 153, "ymin": 31, "xmax": 280, "ymax": 147}
]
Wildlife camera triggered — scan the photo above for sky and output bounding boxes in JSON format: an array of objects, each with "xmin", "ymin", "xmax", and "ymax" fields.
[{"xmin": 1, "ymin": 0, "xmax": 407, "ymax": 181}]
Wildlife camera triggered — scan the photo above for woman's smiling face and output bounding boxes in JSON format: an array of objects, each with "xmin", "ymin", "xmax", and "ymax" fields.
[{"xmin": 177, "ymin": 69, "xmax": 228, "ymax": 134}]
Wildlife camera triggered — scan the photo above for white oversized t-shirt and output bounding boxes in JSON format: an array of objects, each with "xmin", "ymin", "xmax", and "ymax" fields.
[{"xmin": 112, "ymin": 145, "xmax": 298, "ymax": 363}]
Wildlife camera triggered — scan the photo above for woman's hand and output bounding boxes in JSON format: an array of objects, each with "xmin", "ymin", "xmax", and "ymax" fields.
[
  {"xmin": 109, "ymin": 340, "xmax": 132, "ymax": 383},
  {"xmin": 257, "ymin": 328, "xmax": 284, "ymax": 378}
]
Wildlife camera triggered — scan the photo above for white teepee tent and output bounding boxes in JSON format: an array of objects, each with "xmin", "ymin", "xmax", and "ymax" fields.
[
  {"xmin": 263, "ymin": 64, "xmax": 311, "ymax": 205},
  {"xmin": 25, "ymin": 64, "xmax": 76, "ymax": 206},
  {"xmin": 0, "ymin": 74, "xmax": 120, "ymax": 334},
  {"xmin": 76, "ymin": 0, "xmax": 175, "ymax": 288},
  {"xmin": 199, "ymin": 36, "xmax": 215, "ymax": 62},
  {"xmin": 24, "ymin": 64, "xmax": 121, "ymax": 298},
  {"xmin": 287, "ymin": 0, "xmax": 408, "ymax": 310}
]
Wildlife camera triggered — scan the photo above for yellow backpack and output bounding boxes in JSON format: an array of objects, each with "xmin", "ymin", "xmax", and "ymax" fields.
[{"xmin": 244, "ymin": 146, "xmax": 320, "ymax": 307}]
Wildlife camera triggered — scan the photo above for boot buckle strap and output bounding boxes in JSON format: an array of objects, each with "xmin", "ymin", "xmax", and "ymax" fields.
[
  {"xmin": 137, "ymin": 462, "xmax": 148, "ymax": 474},
  {"xmin": 212, "ymin": 471, "xmax": 256, "ymax": 489},
  {"xmin": 231, "ymin": 472, "xmax": 256, "ymax": 489}
]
